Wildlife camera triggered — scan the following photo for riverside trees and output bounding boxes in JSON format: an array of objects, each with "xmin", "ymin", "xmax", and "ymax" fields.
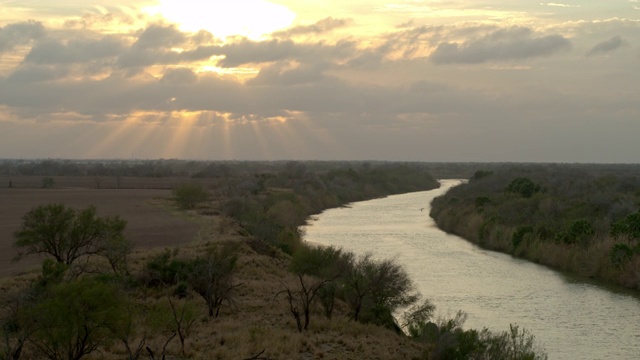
[{"xmin": 431, "ymin": 166, "xmax": 640, "ymax": 289}]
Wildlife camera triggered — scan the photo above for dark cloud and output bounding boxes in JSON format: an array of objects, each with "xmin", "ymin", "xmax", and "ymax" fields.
[
  {"xmin": 0, "ymin": 21, "xmax": 45, "ymax": 53},
  {"xmin": 116, "ymin": 45, "xmax": 217, "ymax": 68},
  {"xmin": 248, "ymin": 62, "xmax": 329, "ymax": 86},
  {"xmin": 586, "ymin": 35, "xmax": 627, "ymax": 57},
  {"xmin": 273, "ymin": 17, "xmax": 352, "ymax": 37},
  {"xmin": 161, "ymin": 68, "xmax": 198, "ymax": 85},
  {"xmin": 133, "ymin": 24, "xmax": 187, "ymax": 49},
  {"xmin": 6, "ymin": 65, "xmax": 70, "ymax": 83},
  {"xmin": 24, "ymin": 36, "xmax": 125, "ymax": 64},
  {"xmin": 115, "ymin": 25, "xmax": 218, "ymax": 69},
  {"xmin": 216, "ymin": 38, "xmax": 356, "ymax": 68},
  {"xmin": 430, "ymin": 26, "xmax": 571, "ymax": 64}
]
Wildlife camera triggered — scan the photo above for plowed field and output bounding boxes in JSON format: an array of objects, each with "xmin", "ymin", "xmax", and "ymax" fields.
[{"xmin": 0, "ymin": 188, "xmax": 200, "ymax": 276}]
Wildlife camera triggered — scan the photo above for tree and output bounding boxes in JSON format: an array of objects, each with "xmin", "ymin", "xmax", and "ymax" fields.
[
  {"xmin": 173, "ymin": 184, "xmax": 210, "ymax": 209},
  {"xmin": 611, "ymin": 211, "xmax": 640, "ymax": 241},
  {"xmin": 14, "ymin": 204, "xmax": 128, "ymax": 266},
  {"xmin": 23, "ymin": 277, "xmax": 128, "ymax": 360},
  {"xmin": 506, "ymin": 177, "xmax": 540, "ymax": 198},
  {"xmin": 280, "ymin": 245, "xmax": 351, "ymax": 331},
  {"xmin": 344, "ymin": 254, "xmax": 419, "ymax": 328},
  {"xmin": 186, "ymin": 244, "xmax": 240, "ymax": 317}
]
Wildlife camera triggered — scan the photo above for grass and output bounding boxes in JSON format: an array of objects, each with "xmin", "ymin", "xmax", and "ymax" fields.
[{"xmin": 1, "ymin": 191, "xmax": 429, "ymax": 360}]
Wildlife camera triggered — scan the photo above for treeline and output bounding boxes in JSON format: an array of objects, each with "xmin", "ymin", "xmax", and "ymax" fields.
[
  {"xmin": 222, "ymin": 162, "xmax": 440, "ymax": 254},
  {"xmin": 3, "ymin": 159, "xmax": 640, "ymax": 180},
  {"xmin": 430, "ymin": 165, "xmax": 640, "ymax": 289}
]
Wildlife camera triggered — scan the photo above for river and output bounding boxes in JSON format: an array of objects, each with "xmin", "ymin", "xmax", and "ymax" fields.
[{"xmin": 302, "ymin": 180, "xmax": 640, "ymax": 359}]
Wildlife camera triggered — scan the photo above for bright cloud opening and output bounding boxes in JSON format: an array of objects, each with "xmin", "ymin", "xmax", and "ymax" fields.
[{"xmin": 146, "ymin": 0, "xmax": 296, "ymax": 39}]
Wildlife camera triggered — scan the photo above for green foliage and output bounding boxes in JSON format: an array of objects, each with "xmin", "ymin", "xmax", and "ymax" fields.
[
  {"xmin": 223, "ymin": 162, "xmax": 439, "ymax": 256},
  {"xmin": 344, "ymin": 254, "xmax": 419, "ymax": 328},
  {"xmin": 37, "ymin": 259, "xmax": 68, "ymax": 287},
  {"xmin": 143, "ymin": 249, "xmax": 189, "ymax": 286},
  {"xmin": 14, "ymin": 204, "xmax": 128, "ymax": 266},
  {"xmin": 186, "ymin": 243, "xmax": 239, "ymax": 317},
  {"xmin": 506, "ymin": 177, "xmax": 541, "ymax": 198},
  {"xmin": 431, "ymin": 165, "xmax": 640, "ymax": 289},
  {"xmin": 471, "ymin": 170, "xmax": 493, "ymax": 181},
  {"xmin": 512, "ymin": 226, "xmax": 534, "ymax": 248},
  {"xmin": 610, "ymin": 243, "xmax": 634, "ymax": 268},
  {"xmin": 173, "ymin": 183, "xmax": 209, "ymax": 209},
  {"xmin": 556, "ymin": 220, "xmax": 594, "ymax": 245},
  {"xmin": 283, "ymin": 245, "xmax": 352, "ymax": 331},
  {"xmin": 23, "ymin": 277, "xmax": 128, "ymax": 360},
  {"xmin": 610, "ymin": 212, "xmax": 640, "ymax": 241},
  {"xmin": 404, "ymin": 308, "xmax": 548, "ymax": 360},
  {"xmin": 475, "ymin": 196, "xmax": 492, "ymax": 208}
]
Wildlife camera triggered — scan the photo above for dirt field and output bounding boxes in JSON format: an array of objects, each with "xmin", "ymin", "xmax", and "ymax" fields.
[
  {"xmin": 0, "ymin": 175, "xmax": 220, "ymax": 190},
  {"xmin": 0, "ymin": 187, "xmax": 200, "ymax": 277}
]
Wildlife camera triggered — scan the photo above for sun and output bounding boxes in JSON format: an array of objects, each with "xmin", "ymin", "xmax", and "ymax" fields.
[{"xmin": 145, "ymin": 0, "xmax": 296, "ymax": 39}]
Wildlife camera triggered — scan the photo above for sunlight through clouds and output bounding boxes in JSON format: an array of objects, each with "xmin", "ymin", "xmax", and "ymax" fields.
[
  {"xmin": 0, "ymin": 0, "xmax": 639, "ymax": 161},
  {"xmin": 145, "ymin": 0, "xmax": 296, "ymax": 39}
]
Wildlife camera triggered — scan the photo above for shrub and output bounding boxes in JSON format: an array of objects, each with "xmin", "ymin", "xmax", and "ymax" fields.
[
  {"xmin": 173, "ymin": 183, "xmax": 209, "ymax": 209},
  {"xmin": 512, "ymin": 226, "xmax": 534, "ymax": 248},
  {"xmin": 610, "ymin": 243, "xmax": 634, "ymax": 268},
  {"xmin": 506, "ymin": 177, "xmax": 540, "ymax": 198}
]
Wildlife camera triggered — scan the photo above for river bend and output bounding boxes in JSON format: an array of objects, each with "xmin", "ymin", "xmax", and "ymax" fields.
[{"xmin": 302, "ymin": 180, "xmax": 640, "ymax": 360}]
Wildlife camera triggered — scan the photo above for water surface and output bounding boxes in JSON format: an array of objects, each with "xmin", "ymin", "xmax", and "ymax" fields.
[{"xmin": 302, "ymin": 180, "xmax": 640, "ymax": 359}]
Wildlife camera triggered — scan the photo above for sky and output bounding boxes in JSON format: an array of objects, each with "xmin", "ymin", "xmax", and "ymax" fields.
[{"xmin": 0, "ymin": 0, "xmax": 638, "ymax": 162}]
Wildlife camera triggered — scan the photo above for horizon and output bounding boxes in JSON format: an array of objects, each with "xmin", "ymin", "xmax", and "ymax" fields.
[{"xmin": 1, "ymin": 1, "xmax": 639, "ymax": 162}]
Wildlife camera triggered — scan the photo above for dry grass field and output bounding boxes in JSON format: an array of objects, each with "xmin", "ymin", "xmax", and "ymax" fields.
[{"xmin": 0, "ymin": 184, "xmax": 201, "ymax": 277}]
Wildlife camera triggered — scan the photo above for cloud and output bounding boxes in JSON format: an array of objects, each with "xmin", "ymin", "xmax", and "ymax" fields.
[
  {"xmin": 273, "ymin": 17, "xmax": 352, "ymax": 37},
  {"xmin": 586, "ymin": 35, "xmax": 627, "ymax": 57},
  {"xmin": 215, "ymin": 38, "xmax": 356, "ymax": 68},
  {"xmin": 429, "ymin": 26, "xmax": 572, "ymax": 64},
  {"xmin": 133, "ymin": 23, "xmax": 187, "ymax": 49},
  {"xmin": 116, "ymin": 24, "xmax": 218, "ymax": 69},
  {"xmin": 540, "ymin": 3, "xmax": 580, "ymax": 8},
  {"xmin": 0, "ymin": 21, "xmax": 46, "ymax": 53},
  {"xmin": 24, "ymin": 36, "xmax": 125, "ymax": 64}
]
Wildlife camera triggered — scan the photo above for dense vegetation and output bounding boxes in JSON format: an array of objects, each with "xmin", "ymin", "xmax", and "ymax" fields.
[
  {"xmin": 0, "ymin": 160, "xmax": 548, "ymax": 359},
  {"xmin": 431, "ymin": 165, "xmax": 640, "ymax": 289}
]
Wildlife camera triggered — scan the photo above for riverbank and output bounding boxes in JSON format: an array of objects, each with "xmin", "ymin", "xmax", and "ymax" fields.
[
  {"xmin": 304, "ymin": 182, "xmax": 640, "ymax": 359},
  {"xmin": 430, "ymin": 166, "xmax": 640, "ymax": 291}
]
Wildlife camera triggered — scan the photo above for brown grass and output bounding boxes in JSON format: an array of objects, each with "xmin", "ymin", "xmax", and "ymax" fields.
[{"xmin": 0, "ymin": 178, "xmax": 429, "ymax": 360}]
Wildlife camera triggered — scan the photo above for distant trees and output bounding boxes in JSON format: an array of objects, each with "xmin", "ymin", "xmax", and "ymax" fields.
[
  {"xmin": 431, "ymin": 166, "xmax": 640, "ymax": 289},
  {"xmin": 14, "ymin": 204, "xmax": 129, "ymax": 269},
  {"xmin": 173, "ymin": 183, "xmax": 210, "ymax": 209},
  {"xmin": 506, "ymin": 177, "xmax": 540, "ymax": 198}
]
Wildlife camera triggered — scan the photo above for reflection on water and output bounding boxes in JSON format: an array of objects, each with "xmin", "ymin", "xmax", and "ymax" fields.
[{"xmin": 302, "ymin": 180, "xmax": 640, "ymax": 360}]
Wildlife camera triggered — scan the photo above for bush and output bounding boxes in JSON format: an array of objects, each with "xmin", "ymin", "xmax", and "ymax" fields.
[
  {"xmin": 512, "ymin": 226, "xmax": 534, "ymax": 248},
  {"xmin": 610, "ymin": 243, "xmax": 634, "ymax": 268},
  {"xmin": 22, "ymin": 277, "xmax": 128, "ymax": 360},
  {"xmin": 506, "ymin": 177, "xmax": 540, "ymax": 198},
  {"xmin": 173, "ymin": 183, "xmax": 209, "ymax": 209}
]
